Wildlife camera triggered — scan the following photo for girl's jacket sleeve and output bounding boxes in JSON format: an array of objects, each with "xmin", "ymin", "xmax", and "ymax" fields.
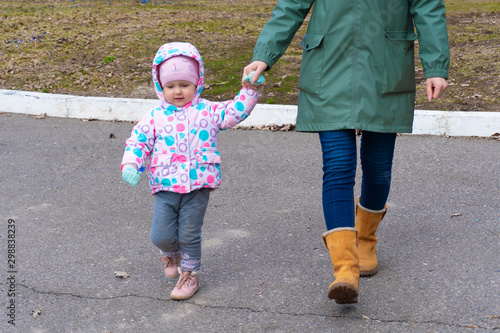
[
  {"xmin": 252, "ymin": 0, "xmax": 315, "ymax": 69},
  {"xmin": 120, "ymin": 110, "xmax": 156, "ymax": 171},
  {"xmin": 409, "ymin": 0, "xmax": 450, "ymax": 79},
  {"xmin": 209, "ymin": 87, "xmax": 262, "ymax": 130}
]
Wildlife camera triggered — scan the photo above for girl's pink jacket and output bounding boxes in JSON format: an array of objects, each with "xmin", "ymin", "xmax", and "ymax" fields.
[{"xmin": 121, "ymin": 42, "xmax": 261, "ymax": 194}]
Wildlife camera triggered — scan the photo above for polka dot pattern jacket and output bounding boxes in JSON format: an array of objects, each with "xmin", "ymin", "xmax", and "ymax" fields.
[{"xmin": 121, "ymin": 42, "xmax": 261, "ymax": 194}]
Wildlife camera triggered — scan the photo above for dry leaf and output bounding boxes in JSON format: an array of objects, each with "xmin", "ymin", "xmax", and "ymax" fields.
[
  {"xmin": 29, "ymin": 113, "xmax": 46, "ymax": 119},
  {"xmin": 114, "ymin": 271, "xmax": 130, "ymax": 279},
  {"xmin": 362, "ymin": 315, "xmax": 370, "ymax": 320},
  {"xmin": 31, "ymin": 308, "xmax": 42, "ymax": 318}
]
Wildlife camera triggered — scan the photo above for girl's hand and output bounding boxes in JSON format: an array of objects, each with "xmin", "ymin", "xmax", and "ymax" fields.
[
  {"xmin": 426, "ymin": 77, "xmax": 448, "ymax": 102},
  {"xmin": 244, "ymin": 71, "xmax": 265, "ymax": 93},
  {"xmin": 122, "ymin": 164, "xmax": 141, "ymax": 186},
  {"xmin": 242, "ymin": 61, "xmax": 268, "ymax": 89}
]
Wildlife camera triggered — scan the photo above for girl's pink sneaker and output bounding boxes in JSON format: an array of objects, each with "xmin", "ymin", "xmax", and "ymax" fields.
[
  {"xmin": 159, "ymin": 253, "xmax": 181, "ymax": 279},
  {"xmin": 170, "ymin": 269, "xmax": 199, "ymax": 300}
]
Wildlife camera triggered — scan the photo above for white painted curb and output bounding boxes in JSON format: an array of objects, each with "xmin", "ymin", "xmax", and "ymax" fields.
[{"xmin": 1, "ymin": 89, "xmax": 499, "ymax": 137}]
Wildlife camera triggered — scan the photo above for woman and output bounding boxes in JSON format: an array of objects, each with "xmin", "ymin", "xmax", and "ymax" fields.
[{"xmin": 243, "ymin": 0, "xmax": 449, "ymax": 304}]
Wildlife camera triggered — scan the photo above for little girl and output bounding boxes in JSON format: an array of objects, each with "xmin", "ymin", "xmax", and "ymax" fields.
[{"xmin": 121, "ymin": 42, "xmax": 264, "ymax": 300}]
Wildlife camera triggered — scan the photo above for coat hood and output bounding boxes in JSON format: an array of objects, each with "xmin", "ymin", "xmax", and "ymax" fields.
[{"xmin": 152, "ymin": 42, "xmax": 204, "ymax": 106}]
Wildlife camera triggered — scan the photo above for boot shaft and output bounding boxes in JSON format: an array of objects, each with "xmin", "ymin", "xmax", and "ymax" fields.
[
  {"xmin": 355, "ymin": 199, "xmax": 386, "ymax": 242},
  {"xmin": 322, "ymin": 228, "xmax": 359, "ymax": 291},
  {"xmin": 355, "ymin": 199, "xmax": 387, "ymax": 276}
]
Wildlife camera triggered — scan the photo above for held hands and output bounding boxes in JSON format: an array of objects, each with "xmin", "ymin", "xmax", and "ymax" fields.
[
  {"xmin": 244, "ymin": 71, "xmax": 266, "ymax": 85},
  {"xmin": 122, "ymin": 164, "xmax": 141, "ymax": 186},
  {"xmin": 242, "ymin": 61, "xmax": 268, "ymax": 92},
  {"xmin": 426, "ymin": 77, "xmax": 448, "ymax": 102},
  {"xmin": 244, "ymin": 71, "xmax": 266, "ymax": 93}
]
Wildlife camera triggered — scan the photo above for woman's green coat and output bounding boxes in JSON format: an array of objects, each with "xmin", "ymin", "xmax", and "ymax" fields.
[{"xmin": 252, "ymin": 0, "xmax": 450, "ymax": 133}]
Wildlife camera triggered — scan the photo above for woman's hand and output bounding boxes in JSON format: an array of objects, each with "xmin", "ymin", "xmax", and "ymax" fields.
[
  {"xmin": 242, "ymin": 61, "xmax": 268, "ymax": 89},
  {"xmin": 426, "ymin": 77, "xmax": 448, "ymax": 102}
]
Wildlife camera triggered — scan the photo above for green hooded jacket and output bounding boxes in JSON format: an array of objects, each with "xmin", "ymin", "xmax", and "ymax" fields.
[{"xmin": 252, "ymin": 0, "xmax": 450, "ymax": 133}]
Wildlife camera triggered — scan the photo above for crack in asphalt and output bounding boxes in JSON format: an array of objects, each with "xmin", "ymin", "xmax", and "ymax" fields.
[{"xmin": 14, "ymin": 283, "xmax": 498, "ymax": 330}]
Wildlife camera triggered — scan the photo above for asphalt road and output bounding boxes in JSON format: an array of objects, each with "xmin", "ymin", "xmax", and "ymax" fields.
[{"xmin": 0, "ymin": 113, "xmax": 498, "ymax": 332}]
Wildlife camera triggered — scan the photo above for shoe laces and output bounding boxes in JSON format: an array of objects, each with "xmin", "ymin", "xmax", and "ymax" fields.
[
  {"xmin": 176, "ymin": 271, "xmax": 197, "ymax": 289},
  {"xmin": 159, "ymin": 256, "xmax": 175, "ymax": 269}
]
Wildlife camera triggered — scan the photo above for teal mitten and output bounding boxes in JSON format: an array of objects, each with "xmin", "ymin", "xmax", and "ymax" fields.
[
  {"xmin": 244, "ymin": 71, "xmax": 265, "ymax": 85},
  {"xmin": 122, "ymin": 165, "xmax": 141, "ymax": 186}
]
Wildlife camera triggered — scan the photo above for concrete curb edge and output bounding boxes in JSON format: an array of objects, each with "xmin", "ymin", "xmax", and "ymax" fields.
[{"xmin": 1, "ymin": 89, "xmax": 499, "ymax": 137}]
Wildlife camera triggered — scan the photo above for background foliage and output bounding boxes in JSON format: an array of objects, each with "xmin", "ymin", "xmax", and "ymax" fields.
[{"xmin": 1, "ymin": 0, "xmax": 498, "ymax": 111}]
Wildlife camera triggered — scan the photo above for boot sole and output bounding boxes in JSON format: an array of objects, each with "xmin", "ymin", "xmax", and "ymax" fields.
[
  {"xmin": 164, "ymin": 267, "xmax": 180, "ymax": 279},
  {"xmin": 360, "ymin": 266, "xmax": 378, "ymax": 277},
  {"xmin": 170, "ymin": 286, "xmax": 199, "ymax": 300},
  {"xmin": 328, "ymin": 283, "xmax": 358, "ymax": 304},
  {"xmin": 165, "ymin": 272, "xmax": 180, "ymax": 279}
]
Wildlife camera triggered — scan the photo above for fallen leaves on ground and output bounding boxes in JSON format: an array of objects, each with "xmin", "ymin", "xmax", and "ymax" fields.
[
  {"xmin": 234, "ymin": 124, "xmax": 296, "ymax": 132},
  {"xmin": 31, "ymin": 308, "xmax": 42, "ymax": 318},
  {"xmin": 114, "ymin": 271, "xmax": 130, "ymax": 279}
]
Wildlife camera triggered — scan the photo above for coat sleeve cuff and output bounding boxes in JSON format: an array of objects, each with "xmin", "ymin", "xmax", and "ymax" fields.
[
  {"xmin": 424, "ymin": 69, "xmax": 448, "ymax": 79},
  {"xmin": 120, "ymin": 159, "xmax": 142, "ymax": 172},
  {"xmin": 252, "ymin": 52, "xmax": 275, "ymax": 71}
]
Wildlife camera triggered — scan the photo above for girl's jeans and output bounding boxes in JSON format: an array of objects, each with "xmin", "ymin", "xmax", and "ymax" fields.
[
  {"xmin": 150, "ymin": 188, "xmax": 210, "ymax": 272},
  {"xmin": 319, "ymin": 130, "xmax": 396, "ymax": 230}
]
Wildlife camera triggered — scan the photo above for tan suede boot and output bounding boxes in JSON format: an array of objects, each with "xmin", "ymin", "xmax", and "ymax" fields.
[
  {"xmin": 322, "ymin": 228, "xmax": 359, "ymax": 304},
  {"xmin": 355, "ymin": 198, "xmax": 387, "ymax": 276}
]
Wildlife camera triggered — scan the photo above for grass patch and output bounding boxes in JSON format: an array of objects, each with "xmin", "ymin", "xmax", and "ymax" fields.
[
  {"xmin": 0, "ymin": 0, "xmax": 498, "ymax": 111},
  {"xmin": 445, "ymin": 0, "xmax": 500, "ymax": 13}
]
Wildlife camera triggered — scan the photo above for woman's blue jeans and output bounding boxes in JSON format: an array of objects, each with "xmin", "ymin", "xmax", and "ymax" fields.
[{"xmin": 319, "ymin": 130, "xmax": 396, "ymax": 230}]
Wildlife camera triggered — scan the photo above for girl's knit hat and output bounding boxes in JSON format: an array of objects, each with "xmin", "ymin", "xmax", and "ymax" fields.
[{"xmin": 158, "ymin": 55, "xmax": 199, "ymax": 87}]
